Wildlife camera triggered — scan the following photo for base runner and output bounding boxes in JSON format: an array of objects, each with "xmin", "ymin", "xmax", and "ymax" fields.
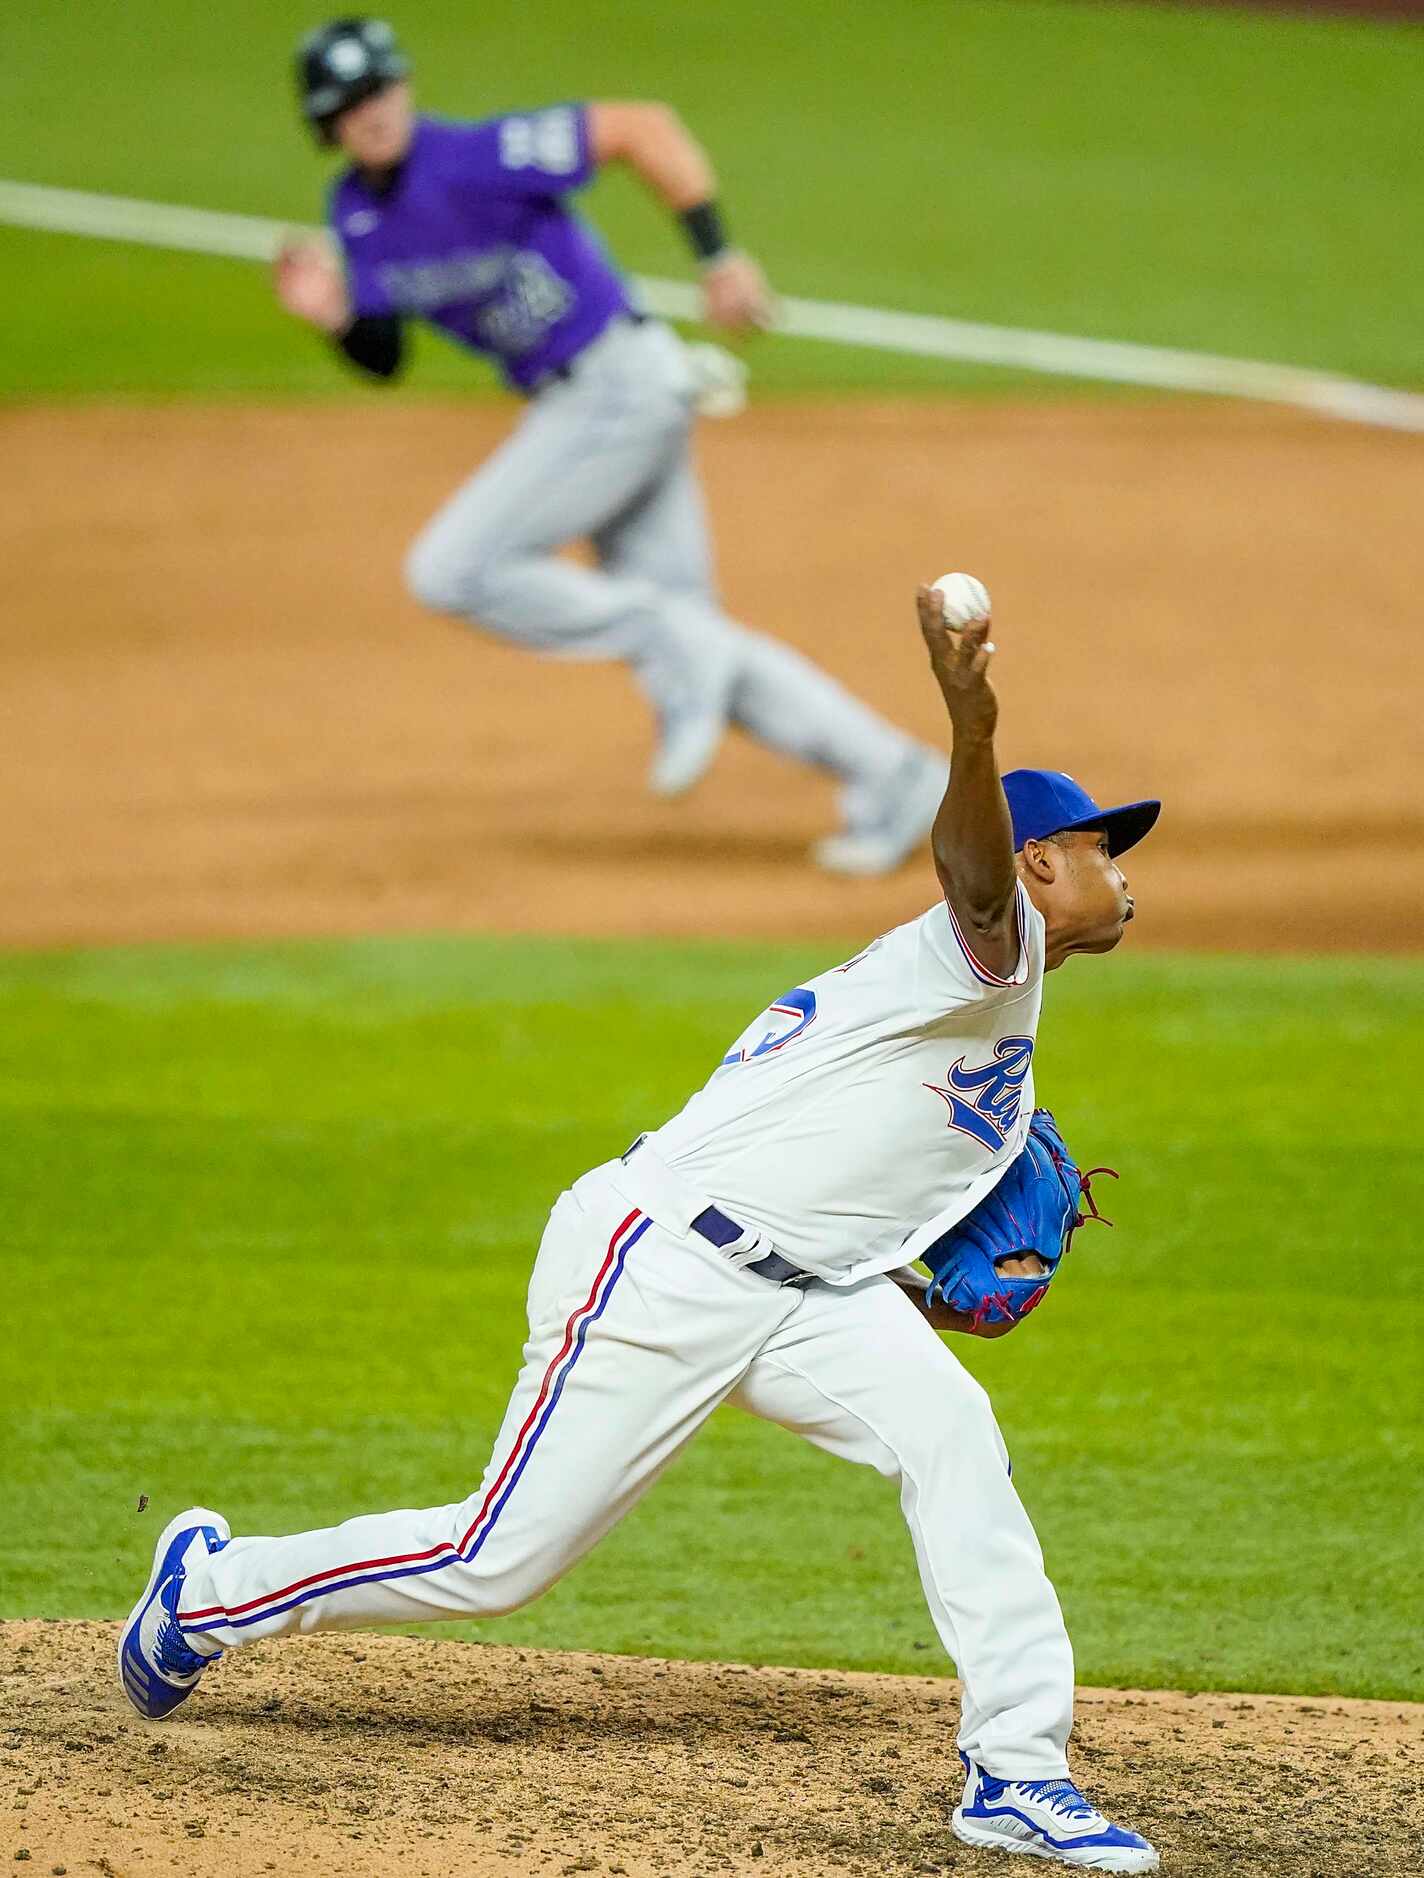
[
  {"xmin": 121, "ymin": 583, "xmax": 1161, "ymax": 1871},
  {"xmin": 274, "ymin": 15, "xmax": 946, "ymax": 875}
]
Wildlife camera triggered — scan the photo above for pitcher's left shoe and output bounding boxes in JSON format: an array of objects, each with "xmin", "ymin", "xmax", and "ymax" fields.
[
  {"xmin": 117, "ymin": 1507, "xmax": 229, "ymax": 1719},
  {"xmin": 952, "ymin": 1755, "xmax": 1159, "ymax": 1872},
  {"xmin": 813, "ymin": 748, "xmax": 947, "ymax": 877}
]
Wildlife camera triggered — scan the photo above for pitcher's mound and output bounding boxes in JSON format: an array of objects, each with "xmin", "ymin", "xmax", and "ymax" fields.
[{"xmin": 4, "ymin": 1622, "xmax": 1420, "ymax": 1876}]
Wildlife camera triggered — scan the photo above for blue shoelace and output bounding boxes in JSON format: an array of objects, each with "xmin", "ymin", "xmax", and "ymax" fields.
[
  {"xmin": 1006, "ymin": 1778, "xmax": 1098, "ymax": 1821},
  {"xmin": 154, "ymin": 1590, "xmax": 210, "ymax": 1678}
]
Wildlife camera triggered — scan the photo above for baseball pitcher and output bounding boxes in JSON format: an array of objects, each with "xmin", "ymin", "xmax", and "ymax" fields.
[
  {"xmin": 121, "ymin": 581, "xmax": 1161, "ymax": 1870},
  {"xmin": 273, "ymin": 16, "xmax": 946, "ymax": 874}
]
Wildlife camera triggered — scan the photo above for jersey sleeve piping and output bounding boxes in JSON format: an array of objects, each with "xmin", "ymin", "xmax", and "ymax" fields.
[{"xmin": 944, "ymin": 882, "xmax": 1030, "ymax": 990}]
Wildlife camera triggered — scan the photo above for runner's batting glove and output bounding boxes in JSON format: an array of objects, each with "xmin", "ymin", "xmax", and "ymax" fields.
[{"xmin": 921, "ymin": 1110, "xmax": 1116, "ymax": 1331}]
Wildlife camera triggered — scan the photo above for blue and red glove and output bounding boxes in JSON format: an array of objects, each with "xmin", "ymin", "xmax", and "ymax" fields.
[{"xmin": 921, "ymin": 1110, "xmax": 1115, "ymax": 1332}]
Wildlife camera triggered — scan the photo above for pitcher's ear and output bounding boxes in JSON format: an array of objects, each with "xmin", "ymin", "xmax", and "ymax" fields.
[{"xmin": 1019, "ymin": 836, "xmax": 1057, "ymax": 884}]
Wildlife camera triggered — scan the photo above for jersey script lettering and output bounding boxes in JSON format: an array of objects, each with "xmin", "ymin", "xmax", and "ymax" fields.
[{"xmin": 924, "ymin": 1035, "xmax": 1035, "ymax": 1151}]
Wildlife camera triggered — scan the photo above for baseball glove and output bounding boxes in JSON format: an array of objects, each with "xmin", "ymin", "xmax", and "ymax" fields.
[{"xmin": 921, "ymin": 1109, "xmax": 1115, "ymax": 1331}]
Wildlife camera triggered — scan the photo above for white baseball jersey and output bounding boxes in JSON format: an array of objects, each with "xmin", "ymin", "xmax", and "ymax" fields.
[{"xmin": 649, "ymin": 883, "xmax": 1046, "ymax": 1283}]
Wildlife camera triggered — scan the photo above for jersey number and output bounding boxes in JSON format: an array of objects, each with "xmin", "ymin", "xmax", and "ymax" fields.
[
  {"xmin": 499, "ymin": 109, "xmax": 580, "ymax": 175},
  {"xmin": 720, "ymin": 987, "xmax": 817, "ymax": 1067}
]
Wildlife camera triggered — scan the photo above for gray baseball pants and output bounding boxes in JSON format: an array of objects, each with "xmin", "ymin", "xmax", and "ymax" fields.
[{"xmin": 403, "ymin": 317, "xmax": 915, "ymax": 786}]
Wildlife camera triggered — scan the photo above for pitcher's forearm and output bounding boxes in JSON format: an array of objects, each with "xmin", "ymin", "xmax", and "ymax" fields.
[
  {"xmin": 914, "ymin": 583, "xmax": 1019, "ymax": 975},
  {"xmin": 889, "ymin": 1269, "xmax": 1012, "ymax": 1339},
  {"xmin": 933, "ymin": 731, "xmax": 1017, "ymax": 928}
]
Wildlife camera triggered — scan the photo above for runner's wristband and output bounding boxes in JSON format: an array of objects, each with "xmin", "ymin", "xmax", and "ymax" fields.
[
  {"xmin": 337, "ymin": 314, "xmax": 404, "ymax": 380},
  {"xmin": 680, "ymin": 201, "xmax": 730, "ymax": 266}
]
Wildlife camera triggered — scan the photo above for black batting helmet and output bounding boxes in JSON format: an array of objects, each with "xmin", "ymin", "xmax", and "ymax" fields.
[{"xmin": 296, "ymin": 17, "xmax": 409, "ymax": 143}]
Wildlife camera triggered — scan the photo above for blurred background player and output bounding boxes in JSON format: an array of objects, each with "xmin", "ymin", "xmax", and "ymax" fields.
[{"xmin": 274, "ymin": 16, "xmax": 946, "ymax": 875}]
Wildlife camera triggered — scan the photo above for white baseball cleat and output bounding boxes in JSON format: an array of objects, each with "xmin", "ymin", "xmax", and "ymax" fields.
[
  {"xmin": 812, "ymin": 747, "xmax": 947, "ymax": 877},
  {"xmin": 648, "ymin": 701, "xmax": 730, "ymax": 797},
  {"xmin": 642, "ymin": 627, "xmax": 738, "ymax": 798},
  {"xmin": 952, "ymin": 1756, "xmax": 1159, "ymax": 1871}
]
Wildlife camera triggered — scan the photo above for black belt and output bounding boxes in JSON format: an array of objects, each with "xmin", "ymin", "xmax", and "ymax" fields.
[
  {"xmin": 621, "ymin": 1138, "xmax": 813, "ymax": 1290},
  {"xmin": 527, "ymin": 312, "xmax": 650, "ymax": 395}
]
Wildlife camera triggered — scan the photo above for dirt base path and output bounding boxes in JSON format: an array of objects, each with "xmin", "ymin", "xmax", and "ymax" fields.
[
  {"xmin": 5, "ymin": 1624, "xmax": 1420, "ymax": 1878},
  {"xmin": 3, "ymin": 400, "xmax": 1421, "ymax": 953}
]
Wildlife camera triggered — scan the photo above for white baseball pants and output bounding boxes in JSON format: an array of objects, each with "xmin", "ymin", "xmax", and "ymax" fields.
[
  {"xmin": 177, "ymin": 1157, "xmax": 1075, "ymax": 1779},
  {"xmin": 402, "ymin": 317, "xmax": 914, "ymax": 788}
]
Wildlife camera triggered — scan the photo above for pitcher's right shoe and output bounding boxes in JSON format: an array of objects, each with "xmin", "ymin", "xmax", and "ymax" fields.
[
  {"xmin": 952, "ymin": 1755, "xmax": 1159, "ymax": 1871},
  {"xmin": 117, "ymin": 1507, "xmax": 229, "ymax": 1719}
]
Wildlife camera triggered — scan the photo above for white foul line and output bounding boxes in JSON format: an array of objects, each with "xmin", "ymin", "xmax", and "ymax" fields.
[{"xmin": 3, "ymin": 177, "xmax": 1422, "ymax": 434}]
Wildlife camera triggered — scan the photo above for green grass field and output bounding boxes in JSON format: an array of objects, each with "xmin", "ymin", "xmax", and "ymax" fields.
[
  {"xmin": 2, "ymin": 0, "xmax": 1421, "ymax": 397},
  {"xmin": 3, "ymin": 933, "xmax": 1420, "ymax": 1701},
  {"xmin": 3, "ymin": 0, "xmax": 1420, "ymax": 1729}
]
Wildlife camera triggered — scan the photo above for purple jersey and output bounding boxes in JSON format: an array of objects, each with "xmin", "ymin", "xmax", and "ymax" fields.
[{"xmin": 329, "ymin": 107, "xmax": 634, "ymax": 391}]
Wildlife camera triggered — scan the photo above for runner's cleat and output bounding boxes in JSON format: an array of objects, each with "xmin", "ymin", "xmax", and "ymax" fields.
[
  {"xmin": 643, "ymin": 625, "xmax": 738, "ymax": 799},
  {"xmin": 952, "ymin": 1755, "xmax": 1160, "ymax": 1872},
  {"xmin": 648, "ymin": 701, "xmax": 729, "ymax": 797},
  {"xmin": 813, "ymin": 747, "xmax": 947, "ymax": 877},
  {"xmin": 117, "ymin": 1507, "xmax": 229, "ymax": 1720}
]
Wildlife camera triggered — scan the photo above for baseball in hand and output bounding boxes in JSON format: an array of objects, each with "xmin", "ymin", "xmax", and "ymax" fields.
[{"xmin": 931, "ymin": 572, "xmax": 991, "ymax": 627}]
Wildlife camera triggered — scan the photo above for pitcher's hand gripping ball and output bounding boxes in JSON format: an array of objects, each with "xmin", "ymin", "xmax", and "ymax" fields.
[
  {"xmin": 931, "ymin": 571, "xmax": 992, "ymax": 627},
  {"xmin": 922, "ymin": 1110, "xmax": 1116, "ymax": 1331}
]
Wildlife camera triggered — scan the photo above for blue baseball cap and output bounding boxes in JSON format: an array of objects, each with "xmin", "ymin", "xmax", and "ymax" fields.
[{"xmin": 1001, "ymin": 769, "xmax": 1160, "ymax": 857}]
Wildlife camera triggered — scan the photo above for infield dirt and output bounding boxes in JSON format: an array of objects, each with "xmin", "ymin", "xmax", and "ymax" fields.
[
  {"xmin": 6, "ymin": 1622, "xmax": 1422, "ymax": 1878},
  {"xmin": 3, "ymin": 399, "xmax": 1421, "ymax": 953}
]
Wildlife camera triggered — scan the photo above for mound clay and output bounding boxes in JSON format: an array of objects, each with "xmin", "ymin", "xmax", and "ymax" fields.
[
  {"xmin": 2, "ymin": 399, "xmax": 1421, "ymax": 953},
  {"xmin": 5, "ymin": 1623, "xmax": 1421, "ymax": 1876}
]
